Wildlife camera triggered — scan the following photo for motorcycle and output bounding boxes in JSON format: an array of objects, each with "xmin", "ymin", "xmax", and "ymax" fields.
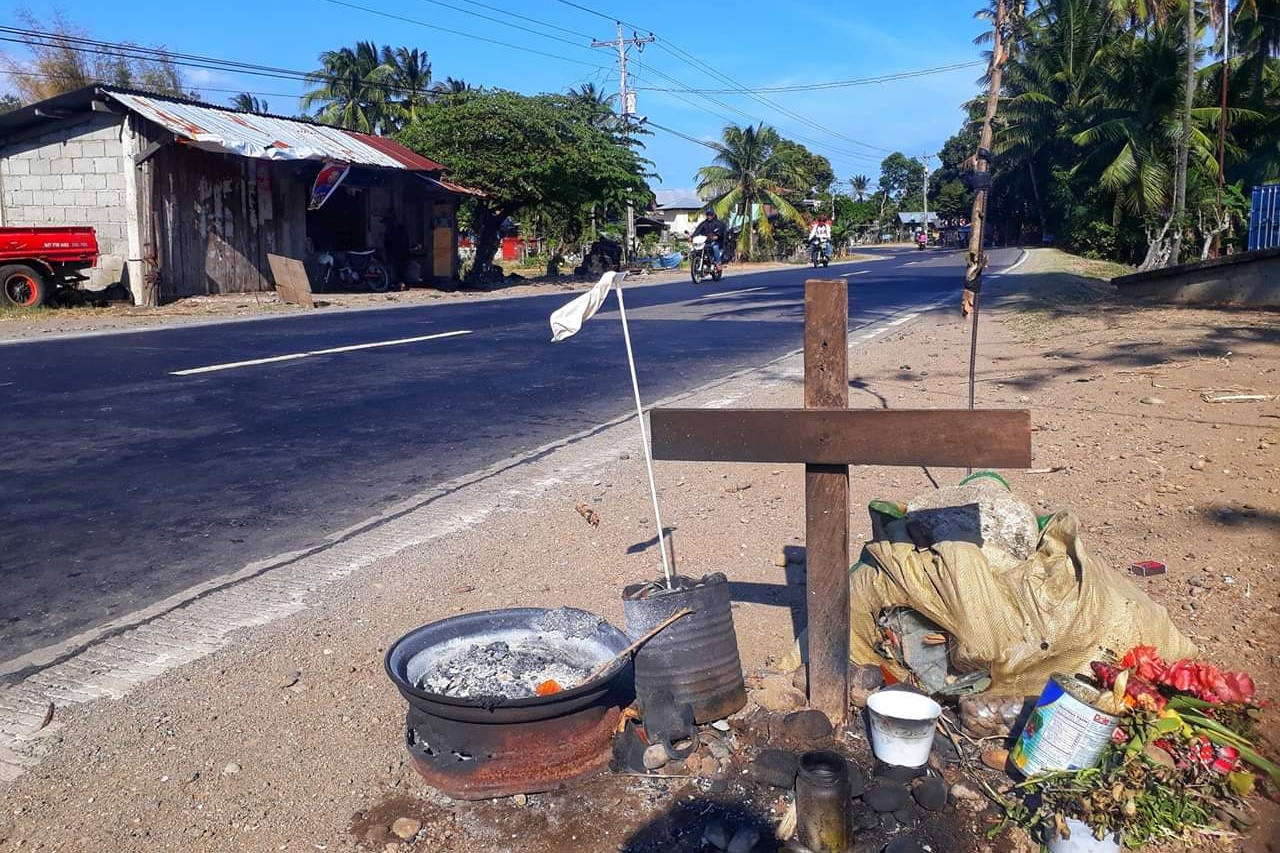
[
  {"xmin": 916, "ymin": 234, "xmax": 927, "ymax": 251},
  {"xmin": 689, "ymin": 235, "xmax": 723, "ymax": 284},
  {"xmin": 808, "ymin": 237, "xmax": 831, "ymax": 268},
  {"xmin": 317, "ymin": 249, "xmax": 391, "ymax": 292}
]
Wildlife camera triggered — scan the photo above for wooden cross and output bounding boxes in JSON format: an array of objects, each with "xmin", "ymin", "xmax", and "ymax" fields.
[{"xmin": 649, "ymin": 279, "xmax": 1032, "ymax": 723}]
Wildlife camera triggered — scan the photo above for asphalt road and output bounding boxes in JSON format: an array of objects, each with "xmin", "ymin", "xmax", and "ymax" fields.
[{"xmin": 0, "ymin": 246, "xmax": 1019, "ymax": 664}]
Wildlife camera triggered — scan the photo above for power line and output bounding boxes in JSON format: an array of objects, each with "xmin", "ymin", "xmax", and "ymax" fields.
[
  {"xmin": 636, "ymin": 60, "xmax": 985, "ymax": 94},
  {"xmin": 314, "ymin": 0, "xmax": 616, "ymax": 72},
  {"xmin": 543, "ymin": 0, "xmax": 895, "ymax": 159},
  {"xmin": 406, "ymin": 0, "xmax": 592, "ymax": 52}
]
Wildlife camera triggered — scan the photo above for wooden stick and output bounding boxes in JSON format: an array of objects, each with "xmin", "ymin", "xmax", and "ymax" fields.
[{"xmin": 586, "ymin": 608, "xmax": 694, "ymax": 681}]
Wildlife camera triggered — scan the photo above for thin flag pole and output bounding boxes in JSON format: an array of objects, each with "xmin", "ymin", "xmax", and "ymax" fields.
[{"xmin": 612, "ymin": 279, "xmax": 673, "ymax": 587}]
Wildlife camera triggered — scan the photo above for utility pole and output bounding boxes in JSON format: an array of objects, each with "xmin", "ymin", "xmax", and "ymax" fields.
[
  {"xmin": 1170, "ymin": 0, "xmax": 1196, "ymax": 266},
  {"xmin": 593, "ymin": 23, "xmax": 654, "ymax": 264},
  {"xmin": 921, "ymin": 154, "xmax": 932, "ymax": 241}
]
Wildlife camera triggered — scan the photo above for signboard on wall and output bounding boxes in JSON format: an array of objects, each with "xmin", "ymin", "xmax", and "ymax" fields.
[{"xmin": 308, "ymin": 162, "xmax": 350, "ymax": 210}]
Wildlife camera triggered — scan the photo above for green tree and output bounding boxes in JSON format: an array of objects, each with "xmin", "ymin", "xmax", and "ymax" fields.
[
  {"xmin": 430, "ymin": 76, "xmax": 474, "ymax": 104},
  {"xmin": 774, "ymin": 139, "xmax": 835, "ymax": 195},
  {"xmin": 398, "ymin": 90, "xmax": 651, "ymax": 283},
  {"xmin": 850, "ymin": 174, "xmax": 870, "ymax": 201},
  {"xmin": 694, "ymin": 123, "xmax": 808, "ymax": 261},
  {"xmin": 229, "ymin": 93, "xmax": 269, "ymax": 113},
  {"xmin": 0, "ymin": 93, "xmax": 21, "ymax": 113},
  {"xmin": 301, "ymin": 41, "xmax": 395, "ymax": 133}
]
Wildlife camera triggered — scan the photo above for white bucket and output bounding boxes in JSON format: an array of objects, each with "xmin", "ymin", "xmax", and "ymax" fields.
[
  {"xmin": 1046, "ymin": 817, "xmax": 1121, "ymax": 853},
  {"xmin": 865, "ymin": 689, "xmax": 943, "ymax": 768}
]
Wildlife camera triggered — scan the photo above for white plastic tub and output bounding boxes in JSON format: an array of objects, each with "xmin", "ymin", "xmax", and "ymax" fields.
[{"xmin": 865, "ymin": 689, "xmax": 943, "ymax": 767}]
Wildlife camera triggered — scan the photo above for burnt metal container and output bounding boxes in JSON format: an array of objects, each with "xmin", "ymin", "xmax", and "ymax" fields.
[
  {"xmin": 384, "ymin": 607, "xmax": 633, "ymax": 800},
  {"xmin": 622, "ymin": 573, "xmax": 746, "ymax": 724}
]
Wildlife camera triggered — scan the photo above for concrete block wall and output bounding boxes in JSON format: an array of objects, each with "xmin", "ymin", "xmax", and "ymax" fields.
[{"xmin": 0, "ymin": 115, "xmax": 131, "ymax": 289}]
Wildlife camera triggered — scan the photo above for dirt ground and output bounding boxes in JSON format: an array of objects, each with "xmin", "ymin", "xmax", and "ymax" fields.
[
  {"xmin": 0, "ymin": 248, "xmax": 1276, "ymax": 853},
  {"xmin": 0, "ymin": 256, "xmax": 878, "ymax": 342}
]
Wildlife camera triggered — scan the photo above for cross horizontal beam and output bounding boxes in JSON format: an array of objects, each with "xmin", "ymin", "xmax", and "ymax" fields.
[{"xmin": 650, "ymin": 408, "xmax": 1032, "ymax": 469}]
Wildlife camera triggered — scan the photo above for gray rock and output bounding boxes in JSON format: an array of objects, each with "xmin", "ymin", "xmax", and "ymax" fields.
[
  {"xmin": 906, "ymin": 479, "xmax": 1040, "ymax": 567},
  {"xmin": 642, "ymin": 743, "xmax": 669, "ymax": 771},
  {"xmin": 884, "ymin": 838, "xmax": 927, "ymax": 853},
  {"xmin": 846, "ymin": 760, "xmax": 867, "ymax": 798},
  {"xmin": 855, "ymin": 811, "xmax": 882, "ymax": 832},
  {"xmin": 702, "ymin": 822, "xmax": 731, "ymax": 851},
  {"xmin": 893, "ymin": 807, "xmax": 921, "ymax": 828},
  {"xmin": 781, "ymin": 710, "xmax": 834, "ymax": 744},
  {"xmin": 879, "ymin": 813, "xmax": 899, "ymax": 831},
  {"xmin": 864, "ymin": 784, "xmax": 910, "ymax": 813},
  {"xmin": 874, "ymin": 762, "xmax": 925, "ymax": 783},
  {"xmin": 752, "ymin": 748, "xmax": 800, "ymax": 789},
  {"xmin": 913, "ymin": 776, "xmax": 948, "ymax": 812},
  {"xmin": 728, "ymin": 826, "xmax": 762, "ymax": 853}
]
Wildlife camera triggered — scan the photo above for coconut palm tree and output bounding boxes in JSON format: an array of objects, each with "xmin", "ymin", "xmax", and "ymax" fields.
[
  {"xmin": 229, "ymin": 93, "xmax": 268, "ymax": 113},
  {"xmin": 567, "ymin": 81, "xmax": 618, "ymax": 129},
  {"xmin": 850, "ymin": 174, "xmax": 869, "ymax": 201},
  {"xmin": 301, "ymin": 41, "xmax": 395, "ymax": 133},
  {"xmin": 430, "ymin": 76, "xmax": 474, "ymax": 104},
  {"xmin": 695, "ymin": 123, "xmax": 808, "ymax": 261},
  {"xmin": 383, "ymin": 46, "xmax": 431, "ymax": 130}
]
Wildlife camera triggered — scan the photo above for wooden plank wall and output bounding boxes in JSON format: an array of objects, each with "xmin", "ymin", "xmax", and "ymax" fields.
[{"xmin": 150, "ymin": 144, "xmax": 305, "ymax": 303}]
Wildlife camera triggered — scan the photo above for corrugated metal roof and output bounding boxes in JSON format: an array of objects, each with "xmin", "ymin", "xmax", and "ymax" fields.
[{"xmin": 105, "ymin": 89, "xmax": 445, "ymax": 171}]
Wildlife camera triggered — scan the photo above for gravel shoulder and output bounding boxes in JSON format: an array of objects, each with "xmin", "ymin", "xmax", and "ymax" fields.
[{"xmin": 0, "ymin": 249, "xmax": 1275, "ymax": 853}]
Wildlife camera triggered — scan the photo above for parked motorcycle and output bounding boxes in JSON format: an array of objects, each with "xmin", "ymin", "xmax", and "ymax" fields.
[
  {"xmin": 317, "ymin": 249, "xmax": 391, "ymax": 292},
  {"xmin": 809, "ymin": 237, "xmax": 831, "ymax": 268},
  {"xmin": 689, "ymin": 235, "xmax": 722, "ymax": 284}
]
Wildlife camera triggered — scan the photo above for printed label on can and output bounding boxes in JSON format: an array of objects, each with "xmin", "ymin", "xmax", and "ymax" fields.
[{"xmin": 1010, "ymin": 675, "xmax": 1119, "ymax": 777}]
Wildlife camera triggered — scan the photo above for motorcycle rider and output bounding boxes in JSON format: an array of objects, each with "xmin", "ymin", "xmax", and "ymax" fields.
[
  {"xmin": 808, "ymin": 216, "xmax": 833, "ymax": 261},
  {"xmin": 917, "ymin": 230, "xmax": 928, "ymax": 249},
  {"xmin": 692, "ymin": 209, "xmax": 727, "ymax": 270}
]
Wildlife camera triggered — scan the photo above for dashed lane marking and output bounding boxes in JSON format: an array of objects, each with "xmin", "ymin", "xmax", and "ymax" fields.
[{"xmin": 169, "ymin": 330, "xmax": 474, "ymax": 376}]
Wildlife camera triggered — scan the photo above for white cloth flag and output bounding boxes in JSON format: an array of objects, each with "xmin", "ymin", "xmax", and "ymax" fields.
[{"xmin": 549, "ymin": 271, "xmax": 625, "ymax": 342}]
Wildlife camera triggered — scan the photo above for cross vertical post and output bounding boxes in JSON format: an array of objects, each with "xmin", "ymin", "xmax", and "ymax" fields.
[{"xmin": 802, "ymin": 279, "xmax": 850, "ymax": 723}]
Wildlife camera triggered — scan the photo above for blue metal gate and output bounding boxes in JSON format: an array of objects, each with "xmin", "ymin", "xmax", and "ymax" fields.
[{"xmin": 1249, "ymin": 183, "xmax": 1280, "ymax": 251}]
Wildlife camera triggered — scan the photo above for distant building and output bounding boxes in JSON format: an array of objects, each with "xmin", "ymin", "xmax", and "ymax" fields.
[
  {"xmin": 653, "ymin": 190, "xmax": 707, "ymax": 236},
  {"xmin": 897, "ymin": 212, "xmax": 940, "ymax": 229}
]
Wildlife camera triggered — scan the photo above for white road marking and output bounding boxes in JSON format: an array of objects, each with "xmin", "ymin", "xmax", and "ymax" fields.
[
  {"xmin": 697, "ymin": 286, "xmax": 768, "ymax": 300},
  {"xmin": 887, "ymin": 316, "xmax": 912, "ymax": 326},
  {"xmin": 902, "ymin": 261, "xmax": 919, "ymax": 266},
  {"xmin": 840, "ymin": 270, "xmax": 870, "ymax": 277},
  {"xmin": 170, "ymin": 330, "xmax": 474, "ymax": 376}
]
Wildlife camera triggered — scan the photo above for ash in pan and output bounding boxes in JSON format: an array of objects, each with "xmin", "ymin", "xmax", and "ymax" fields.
[{"xmin": 418, "ymin": 639, "xmax": 594, "ymax": 701}]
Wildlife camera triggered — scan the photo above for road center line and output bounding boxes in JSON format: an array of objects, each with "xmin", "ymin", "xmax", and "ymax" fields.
[
  {"xmin": 697, "ymin": 286, "xmax": 768, "ymax": 299},
  {"xmin": 170, "ymin": 330, "xmax": 474, "ymax": 376},
  {"xmin": 840, "ymin": 270, "xmax": 870, "ymax": 277}
]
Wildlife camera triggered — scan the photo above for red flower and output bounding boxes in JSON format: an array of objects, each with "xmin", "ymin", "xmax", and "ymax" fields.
[
  {"xmin": 1157, "ymin": 660, "xmax": 1257, "ymax": 704},
  {"xmin": 1121, "ymin": 645, "xmax": 1167, "ymax": 682}
]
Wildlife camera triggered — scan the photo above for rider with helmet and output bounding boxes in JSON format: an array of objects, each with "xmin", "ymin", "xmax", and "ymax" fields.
[{"xmin": 692, "ymin": 209, "xmax": 728, "ymax": 270}]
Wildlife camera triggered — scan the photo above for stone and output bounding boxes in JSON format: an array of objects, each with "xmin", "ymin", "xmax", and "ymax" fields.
[
  {"xmin": 705, "ymin": 738, "xmax": 732, "ymax": 762},
  {"xmin": 752, "ymin": 748, "xmax": 800, "ymax": 789},
  {"xmin": 849, "ymin": 663, "xmax": 885, "ymax": 708},
  {"xmin": 949, "ymin": 782, "xmax": 984, "ymax": 802},
  {"xmin": 846, "ymin": 760, "xmax": 867, "ymax": 797},
  {"xmin": 892, "ymin": 807, "xmax": 921, "ymax": 828},
  {"xmin": 702, "ymin": 821, "xmax": 731, "ymax": 850},
  {"xmin": 879, "ymin": 813, "xmax": 899, "ymax": 831},
  {"xmin": 643, "ymin": 744, "xmax": 669, "ymax": 771},
  {"xmin": 855, "ymin": 810, "xmax": 881, "ymax": 832},
  {"xmin": 773, "ymin": 553, "xmax": 789, "ymax": 568},
  {"xmin": 913, "ymin": 776, "xmax": 948, "ymax": 812},
  {"xmin": 884, "ymin": 838, "xmax": 927, "ymax": 853},
  {"xmin": 727, "ymin": 826, "xmax": 761, "ymax": 853},
  {"xmin": 864, "ymin": 784, "xmax": 910, "ymax": 813},
  {"xmin": 222, "ymin": 762, "xmax": 242, "ymax": 776},
  {"xmin": 906, "ymin": 479, "xmax": 1040, "ymax": 566},
  {"xmin": 709, "ymin": 778, "xmax": 729, "ymax": 794},
  {"xmin": 513, "ymin": 793, "xmax": 528, "ymax": 806},
  {"xmin": 874, "ymin": 762, "xmax": 925, "ymax": 784},
  {"xmin": 981, "ymin": 748, "xmax": 1010, "ymax": 772},
  {"xmin": 781, "ymin": 710, "xmax": 834, "ymax": 744},
  {"xmin": 711, "ymin": 719, "xmax": 731, "ymax": 732},
  {"xmin": 390, "ymin": 818, "xmax": 421, "ymax": 840},
  {"xmin": 1140, "ymin": 396, "xmax": 1165, "ymax": 406},
  {"xmin": 1191, "ymin": 460, "xmax": 1207, "ymax": 471},
  {"xmin": 753, "ymin": 677, "xmax": 807, "ymax": 713}
]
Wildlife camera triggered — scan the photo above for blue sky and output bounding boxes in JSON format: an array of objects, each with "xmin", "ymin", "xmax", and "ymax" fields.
[{"xmin": 3, "ymin": 1, "xmax": 991, "ymax": 190}]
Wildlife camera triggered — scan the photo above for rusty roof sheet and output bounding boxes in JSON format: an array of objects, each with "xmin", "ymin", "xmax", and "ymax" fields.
[{"xmin": 106, "ymin": 89, "xmax": 445, "ymax": 172}]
